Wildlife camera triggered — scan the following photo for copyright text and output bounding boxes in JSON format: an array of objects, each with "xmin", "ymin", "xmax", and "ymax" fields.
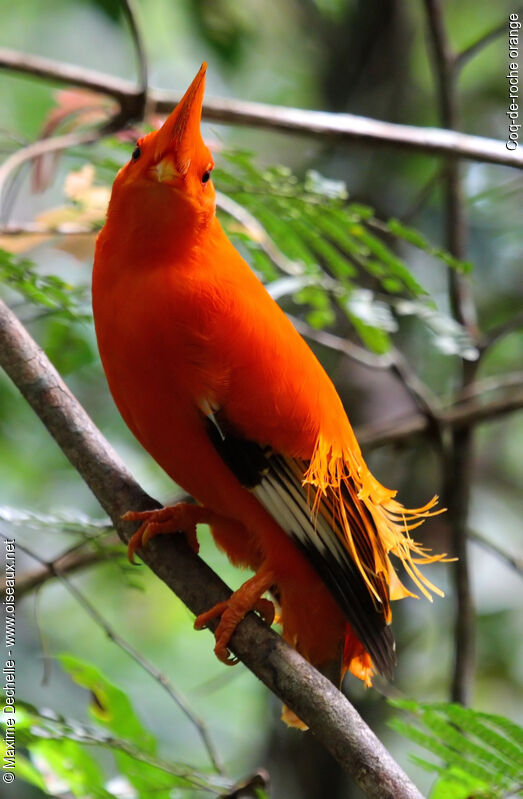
[
  {"xmin": 2, "ymin": 539, "xmax": 15, "ymax": 784},
  {"xmin": 507, "ymin": 13, "xmax": 521, "ymax": 150}
]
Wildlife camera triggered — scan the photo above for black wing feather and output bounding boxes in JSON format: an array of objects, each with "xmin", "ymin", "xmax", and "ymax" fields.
[{"xmin": 205, "ymin": 413, "xmax": 396, "ymax": 678}]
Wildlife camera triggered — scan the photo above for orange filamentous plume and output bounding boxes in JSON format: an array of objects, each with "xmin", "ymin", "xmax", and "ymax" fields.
[{"xmin": 304, "ymin": 428, "xmax": 449, "ymax": 610}]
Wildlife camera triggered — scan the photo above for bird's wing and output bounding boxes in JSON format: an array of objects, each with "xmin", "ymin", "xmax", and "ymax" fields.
[{"xmin": 205, "ymin": 411, "xmax": 396, "ymax": 677}]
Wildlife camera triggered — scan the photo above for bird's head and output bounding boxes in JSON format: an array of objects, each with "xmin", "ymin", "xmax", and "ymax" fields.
[{"xmin": 108, "ymin": 63, "xmax": 215, "ymax": 238}]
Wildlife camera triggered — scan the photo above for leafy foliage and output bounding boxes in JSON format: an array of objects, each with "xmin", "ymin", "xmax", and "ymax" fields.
[
  {"xmin": 215, "ymin": 150, "xmax": 475, "ymax": 356},
  {"xmin": 0, "ymin": 506, "xmax": 148, "ymax": 590},
  {"xmin": 388, "ymin": 698, "xmax": 523, "ymax": 798},
  {"xmin": 0, "ymin": 505, "xmax": 111, "ymax": 535},
  {"xmin": 0, "ymin": 248, "xmax": 90, "ymax": 322},
  {"xmin": 2, "ymin": 656, "xmax": 237, "ymax": 798}
]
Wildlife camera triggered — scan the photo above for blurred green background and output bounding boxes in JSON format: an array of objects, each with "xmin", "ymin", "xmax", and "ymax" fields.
[{"xmin": 0, "ymin": 1, "xmax": 522, "ymax": 797}]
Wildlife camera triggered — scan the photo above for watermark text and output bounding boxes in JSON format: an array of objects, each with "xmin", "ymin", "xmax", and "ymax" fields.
[
  {"xmin": 2, "ymin": 539, "xmax": 15, "ymax": 784},
  {"xmin": 507, "ymin": 13, "xmax": 521, "ymax": 150}
]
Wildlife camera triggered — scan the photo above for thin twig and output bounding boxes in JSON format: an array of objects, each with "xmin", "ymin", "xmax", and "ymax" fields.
[
  {"xmin": 388, "ymin": 348, "xmax": 444, "ymax": 447},
  {"xmin": 288, "ymin": 314, "xmax": 394, "ymax": 369},
  {"xmin": 120, "ymin": 0, "xmax": 148, "ymax": 94},
  {"xmin": 467, "ymin": 529, "xmax": 523, "ymax": 577},
  {"xmin": 0, "ymin": 298, "xmax": 425, "ymax": 798},
  {"xmin": 355, "ymin": 387, "xmax": 523, "ymax": 448},
  {"xmin": 16, "ymin": 690, "xmax": 228, "ymax": 793},
  {"xmin": 424, "ymin": 0, "xmax": 477, "ymax": 338},
  {"xmin": 453, "ymin": 371, "xmax": 523, "ymax": 401},
  {"xmin": 400, "ymin": 165, "xmax": 444, "ymax": 223},
  {"xmin": 0, "ymin": 534, "xmax": 120, "ymax": 599},
  {"xmin": 456, "ymin": 19, "xmax": 508, "ymax": 70},
  {"xmin": 6, "ymin": 532, "xmax": 225, "ymax": 776},
  {"xmin": 34, "ymin": 587, "xmax": 53, "ymax": 687},
  {"xmin": 481, "ymin": 311, "xmax": 523, "ymax": 353},
  {"xmin": 424, "ymin": 0, "xmax": 478, "ymax": 707},
  {"xmin": 0, "ymin": 14, "xmax": 151, "ymax": 221},
  {"xmin": 0, "ymin": 222, "xmax": 98, "ymax": 236},
  {"xmin": 0, "ymin": 47, "xmax": 522, "ymax": 169},
  {"xmin": 0, "ymin": 130, "xmax": 102, "ymax": 222}
]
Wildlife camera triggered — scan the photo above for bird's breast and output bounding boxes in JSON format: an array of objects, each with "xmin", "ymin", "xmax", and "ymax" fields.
[{"xmin": 92, "ymin": 253, "xmax": 226, "ymax": 466}]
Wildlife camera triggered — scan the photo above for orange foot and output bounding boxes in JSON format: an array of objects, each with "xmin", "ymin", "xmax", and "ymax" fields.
[
  {"xmin": 123, "ymin": 503, "xmax": 225, "ymax": 563},
  {"xmin": 194, "ymin": 567, "xmax": 276, "ymax": 665}
]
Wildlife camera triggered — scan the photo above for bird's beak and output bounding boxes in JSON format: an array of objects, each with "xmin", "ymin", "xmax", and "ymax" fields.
[{"xmin": 154, "ymin": 63, "xmax": 207, "ymax": 176}]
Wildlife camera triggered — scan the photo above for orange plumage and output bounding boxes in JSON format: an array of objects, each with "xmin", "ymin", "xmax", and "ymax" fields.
[{"xmin": 92, "ymin": 64, "xmax": 446, "ymax": 726}]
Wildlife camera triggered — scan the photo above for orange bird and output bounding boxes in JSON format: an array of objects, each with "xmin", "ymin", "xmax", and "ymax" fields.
[{"xmin": 93, "ymin": 64, "xmax": 446, "ymax": 726}]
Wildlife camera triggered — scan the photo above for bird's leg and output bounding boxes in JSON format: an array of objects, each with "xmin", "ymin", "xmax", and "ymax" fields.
[
  {"xmin": 123, "ymin": 503, "xmax": 227, "ymax": 563},
  {"xmin": 194, "ymin": 566, "xmax": 276, "ymax": 665}
]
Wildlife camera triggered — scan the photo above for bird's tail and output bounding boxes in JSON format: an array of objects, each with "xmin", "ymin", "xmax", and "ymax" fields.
[{"xmin": 303, "ymin": 426, "xmax": 449, "ymax": 613}]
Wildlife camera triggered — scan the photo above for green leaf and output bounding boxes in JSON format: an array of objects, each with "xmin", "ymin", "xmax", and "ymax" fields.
[
  {"xmin": 304, "ymin": 169, "xmax": 348, "ymax": 199},
  {"xmin": 249, "ymin": 247, "xmax": 280, "ymax": 281},
  {"xmin": 350, "ymin": 227, "xmax": 426, "ymax": 295},
  {"xmin": 306, "ymin": 307, "xmax": 336, "ymax": 328},
  {"xmin": 44, "ymin": 318, "xmax": 95, "ymax": 374},
  {"xmin": 347, "ymin": 202, "xmax": 375, "ymax": 220},
  {"xmin": 0, "ymin": 248, "xmax": 90, "ymax": 321},
  {"xmin": 386, "ymin": 218, "xmax": 473, "ymax": 273},
  {"xmin": 389, "ymin": 717, "xmax": 494, "ymax": 783},
  {"xmin": 430, "ymin": 768, "xmax": 490, "ymax": 799},
  {"xmin": 9, "ymin": 754, "xmax": 47, "ymax": 790},
  {"xmin": 388, "ymin": 699, "xmax": 523, "ymax": 799},
  {"xmin": 444, "ymin": 704, "xmax": 523, "ymax": 770},
  {"xmin": 58, "ymin": 654, "xmax": 173, "ymax": 798},
  {"xmin": 420, "ymin": 709, "xmax": 519, "ymax": 780},
  {"xmin": 58, "ymin": 654, "xmax": 155, "ymax": 747},
  {"xmin": 31, "ymin": 738, "xmax": 116, "ymax": 799},
  {"xmin": 394, "ymin": 299, "xmax": 479, "ymax": 361},
  {"xmin": 0, "ymin": 505, "xmax": 111, "ymax": 534},
  {"xmin": 476, "ymin": 711, "xmax": 523, "ymax": 748},
  {"xmin": 0, "ymin": 730, "xmax": 46, "ymax": 791},
  {"xmin": 10, "ymin": 700, "xmax": 230, "ymax": 796},
  {"xmin": 347, "ymin": 313, "xmax": 391, "ymax": 354},
  {"xmin": 213, "ymin": 149, "xmax": 477, "ymax": 357}
]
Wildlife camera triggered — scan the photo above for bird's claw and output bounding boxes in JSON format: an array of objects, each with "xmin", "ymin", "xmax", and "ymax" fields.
[
  {"xmin": 194, "ymin": 582, "xmax": 275, "ymax": 667},
  {"xmin": 122, "ymin": 504, "xmax": 200, "ymax": 563}
]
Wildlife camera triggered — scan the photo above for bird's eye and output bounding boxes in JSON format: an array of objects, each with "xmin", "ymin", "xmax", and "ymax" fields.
[
  {"xmin": 201, "ymin": 170, "xmax": 212, "ymax": 184},
  {"xmin": 131, "ymin": 146, "xmax": 141, "ymax": 162}
]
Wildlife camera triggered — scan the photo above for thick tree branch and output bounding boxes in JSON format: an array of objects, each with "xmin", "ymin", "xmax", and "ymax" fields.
[
  {"xmin": 0, "ymin": 298, "xmax": 424, "ymax": 797},
  {"xmin": 0, "ymin": 47, "xmax": 521, "ymax": 169}
]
